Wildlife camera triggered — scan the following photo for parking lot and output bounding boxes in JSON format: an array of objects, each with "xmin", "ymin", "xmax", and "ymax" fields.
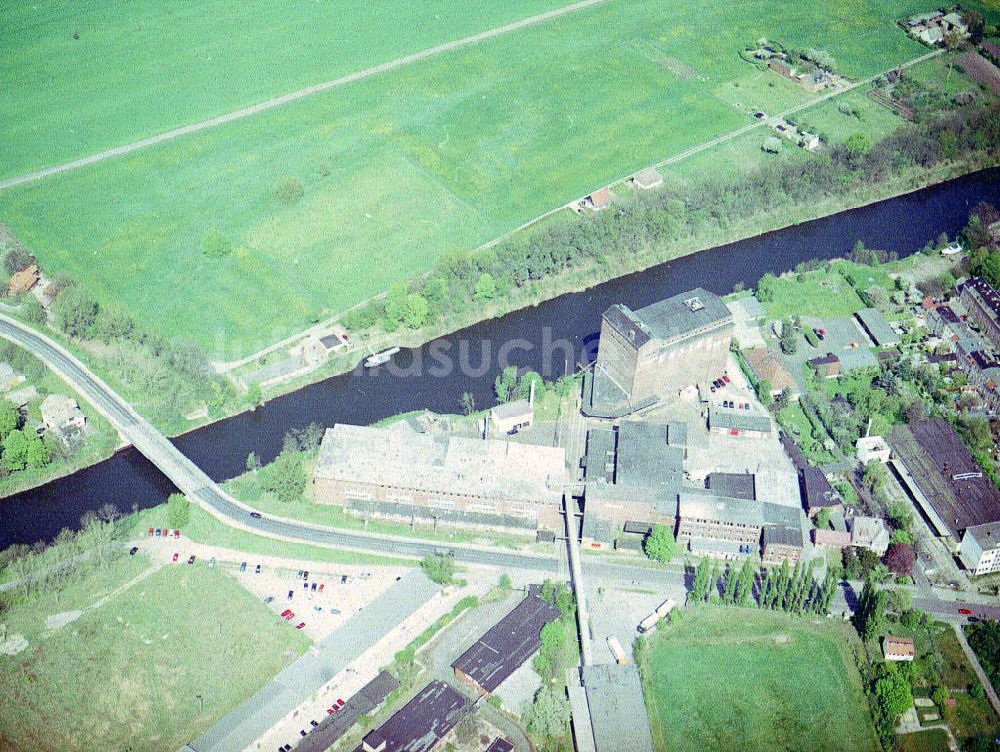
[
  {"xmin": 134, "ymin": 535, "xmax": 406, "ymax": 641},
  {"xmin": 587, "ymin": 585, "xmax": 686, "ymax": 664}
]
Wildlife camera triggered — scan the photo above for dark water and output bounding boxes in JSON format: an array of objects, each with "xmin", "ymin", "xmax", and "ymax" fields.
[{"xmin": 3, "ymin": 167, "xmax": 1000, "ymax": 548}]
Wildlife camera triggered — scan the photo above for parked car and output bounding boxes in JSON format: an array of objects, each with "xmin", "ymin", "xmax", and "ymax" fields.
[
  {"xmin": 318, "ymin": 583, "xmax": 325, "ymax": 592},
  {"xmin": 240, "ymin": 561, "xmax": 247, "ymax": 572},
  {"xmin": 250, "ymin": 511, "xmax": 262, "ymax": 519},
  {"xmin": 722, "ymin": 374, "xmax": 731, "ymax": 384},
  {"xmin": 173, "ymin": 552, "xmax": 179, "ymax": 562},
  {"xmin": 173, "ymin": 529, "xmax": 180, "ymax": 538},
  {"xmin": 297, "ymin": 570, "xmax": 303, "ymax": 579},
  {"xmin": 155, "ymin": 528, "xmax": 162, "ymax": 537},
  {"xmin": 310, "ymin": 720, "xmax": 319, "ymax": 728},
  {"xmin": 148, "ymin": 528, "xmax": 154, "ymax": 537},
  {"xmin": 340, "ymin": 575, "xmax": 348, "ymax": 584},
  {"xmin": 313, "ymin": 605, "xmax": 322, "ymax": 612},
  {"xmin": 255, "ymin": 564, "xmax": 262, "ymax": 574},
  {"xmin": 958, "ymin": 608, "xmax": 972, "ymax": 615},
  {"xmin": 129, "ymin": 546, "xmax": 139, "ymax": 556},
  {"xmin": 187, "ymin": 555, "xmax": 195, "ymax": 564},
  {"xmin": 296, "ymin": 622, "xmax": 306, "ymax": 630},
  {"xmin": 300, "ymin": 730, "xmax": 306, "ymax": 737},
  {"xmin": 287, "ymin": 590, "xmax": 294, "ymax": 600},
  {"xmin": 264, "ymin": 596, "xmax": 274, "ymax": 604},
  {"xmin": 209, "ymin": 557, "xmax": 216, "ymax": 568},
  {"xmin": 337, "ymin": 698, "xmax": 345, "ymax": 707},
  {"xmin": 311, "ymin": 582, "xmax": 317, "ymax": 591},
  {"xmin": 303, "ymin": 571, "xmax": 309, "ymax": 580},
  {"xmin": 280, "ymin": 609, "xmax": 292, "ymax": 618}
]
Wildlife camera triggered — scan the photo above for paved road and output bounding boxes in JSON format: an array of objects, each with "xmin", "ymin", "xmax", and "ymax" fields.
[
  {"xmin": 5, "ymin": 314, "xmax": 1000, "ymax": 623},
  {"xmin": 0, "ymin": 0, "xmax": 608, "ymax": 193}
]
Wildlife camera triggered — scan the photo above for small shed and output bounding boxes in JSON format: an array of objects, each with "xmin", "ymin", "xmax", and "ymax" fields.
[
  {"xmin": 7, "ymin": 264, "xmax": 39, "ymax": 296},
  {"xmin": 808, "ymin": 353, "xmax": 841, "ymax": 379},
  {"xmin": 585, "ymin": 188, "xmax": 613, "ymax": 211},
  {"xmin": 857, "ymin": 436, "xmax": 891, "ymax": 464},
  {"xmin": 490, "ymin": 399, "xmax": 533, "ymax": 435},
  {"xmin": 632, "ymin": 168, "xmax": 663, "ymax": 191}
]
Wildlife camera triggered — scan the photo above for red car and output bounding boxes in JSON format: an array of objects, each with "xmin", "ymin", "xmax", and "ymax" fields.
[
  {"xmin": 172, "ymin": 552, "xmax": 179, "ymax": 562},
  {"xmin": 148, "ymin": 527, "xmax": 155, "ymax": 537},
  {"xmin": 958, "ymin": 608, "xmax": 972, "ymax": 615},
  {"xmin": 281, "ymin": 609, "xmax": 294, "ymax": 620},
  {"xmin": 722, "ymin": 374, "xmax": 731, "ymax": 384},
  {"xmin": 326, "ymin": 708, "xmax": 334, "ymax": 715},
  {"xmin": 173, "ymin": 529, "xmax": 180, "ymax": 538},
  {"xmin": 296, "ymin": 622, "xmax": 306, "ymax": 630},
  {"xmin": 337, "ymin": 699, "xmax": 344, "ymax": 707},
  {"xmin": 318, "ymin": 583, "xmax": 325, "ymax": 592}
]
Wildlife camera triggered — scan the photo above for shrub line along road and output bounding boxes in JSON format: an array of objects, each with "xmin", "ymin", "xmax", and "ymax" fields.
[
  {"xmin": 0, "ymin": 0, "xmax": 610, "ymax": 193},
  {"xmin": 4, "ymin": 313, "xmax": 1000, "ymax": 622}
]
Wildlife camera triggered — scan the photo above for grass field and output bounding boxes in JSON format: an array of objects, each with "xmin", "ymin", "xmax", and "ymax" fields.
[
  {"xmin": 0, "ymin": 0, "xmax": 942, "ymax": 357},
  {"xmin": 761, "ymin": 267, "xmax": 867, "ymax": 320},
  {"xmin": 0, "ymin": 0, "xmax": 569, "ymax": 180},
  {"xmin": 638, "ymin": 608, "xmax": 878, "ymax": 752},
  {"xmin": 898, "ymin": 729, "xmax": 951, "ymax": 752},
  {"xmin": 0, "ymin": 556, "xmax": 308, "ymax": 752}
]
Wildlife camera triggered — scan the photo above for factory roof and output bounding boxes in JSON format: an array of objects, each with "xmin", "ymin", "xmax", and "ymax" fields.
[
  {"xmin": 352, "ymin": 680, "xmax": 467, "ymax": 752},
  {"xmin": 601, "ymin": 288, "xmax": 731, "ymax": 349},
  {"xmin": 315, "ymin": 424, "xmax": 565, "ymax": 506},
  {"xmin": 581, "ymin": 664, "xmax": 654, "ymax": 752},
  {"xmin": 800, "ymin": 467, "xmax": 842, "ymax": 512},
  {"xmin": 706, "ymin": 472, "xmax": 756, "ymax": 500},
  {"xmin": 855, "ymin": 308, "xmax": 901, "ymax": 347},
  {"xmin": 708, "ymin": 408, "xmax": 772, "ymax": 434},
  {"xmin": 451, "ymin": 587, "xmax": 560, "ymax": 694},
  {"xmin": 763, "ymin": 525, "xmax": 804, "ymax": 548}
]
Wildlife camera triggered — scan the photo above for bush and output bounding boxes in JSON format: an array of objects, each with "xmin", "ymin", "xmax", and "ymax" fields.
[
  {"xmin": 166, "ymin": 493, "xmax": 191, "ymax": 528},
  {"xmin": 420, "ymin": 554, "xmax": 455, "ymax": 585},
  {"xmin": 274, "ymin": 176, "xmax": 304, "ymax": 206},
  {"xmin": 3, "ymin": 247, "xmax": 34, "ymax": 276},
  {"xmin": 201, "ymin": 228, "xmax": 232, "ymax": 258}
]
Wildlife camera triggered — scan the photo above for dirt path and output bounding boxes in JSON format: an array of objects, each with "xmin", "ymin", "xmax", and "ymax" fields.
[
  {"xmin": 86, "ymin": 561, "xmax": 162, "ymax": 611},
  {"xmin": 0, "ymin": 0, "xmax": 609, "ymax": 193}
]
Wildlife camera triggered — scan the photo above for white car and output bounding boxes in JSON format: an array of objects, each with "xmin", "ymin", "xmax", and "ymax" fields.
[{"xmin": 941, "ymin": 241, "xmax": 963, "ymax": 256}]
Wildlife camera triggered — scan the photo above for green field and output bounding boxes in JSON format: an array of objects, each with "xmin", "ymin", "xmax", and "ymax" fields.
[
  {"xmin": 0, "ymin": 557, "xmax": 308, "ymax": 752},
  {"xmin": 639, "ymin": 608, "xmax": 878, "ymax": 752},
  {"xmin": 0, "ymin": 0, "xmax": 949, "ymax": 355},
  {"xmin": 760, "ymin": 266, "xmax": 867, "ymax": 320}
]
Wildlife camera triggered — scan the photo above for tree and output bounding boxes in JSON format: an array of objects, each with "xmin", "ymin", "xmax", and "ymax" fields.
[
  {"xmin": 779, "ymin": 320, "xmax": 798, "ymax": 354},
  {"xmin": 540, "ymin": 621, "xmax": 565, "ymax": 654},
  {"xmin": 523, "ymin": 685, "xmax": 569, "ymax": 741},
  {"xmin": 201, "ymin": 228, "xmax": 232, "ymax": 258},
  {"xmin": 420, "ymin": 553, "xmax": 455, "ymax": 585},
  {"xmin": 403, "ymin": 293, "xmax": 428, "ymax": 329},
  {"xmin": 473, "ymin": 272, "xmax": 497, "ymax": 301},
  {"xmin": 815, "ymin": 508, "xmax": 832, "ymax": 530},
  {"xmin": 735, "ymin": 557, "xmax": 757, "ymax": 606},
  {"xmin": 494, "ymin": 366, "xmax": 518, "ymax": 403},
  {"xmin": 690, "ymin": 558, "xmax": 713, "ymax": 604},
  {"xmin": 3, "ymin": 429, "xmax": 38, "ymax": 471},
  {"xmin": 274, "ymin": 176, "xmax": 304, "ymax": 205},
  {"xmin": 862, "ymin": 460, "xmax": 888, "ymax": 497},
  {"xmin": 853, "ymin": 577, "xmax": 887, "ymax": 641},
  {"xmin": 246, "ymin": 451, "xmax": 262, "ymax": 473},
  {"xmin": 3, "ymin": 247, "xmax": 34, "ymax": 276},
  {"xmin": 845, "ymin": 132, "xmax": 873, "ymax": 160},
  {"xmin": 887, "ymin": 499, "xmax": 913, "ymax": 532},
  {"xmin": 166, "ymin": 493, "xmax": 191, "ymax": 528},
  {"xmin": 882, "ymin": 542, "xmax": 914, "ymax": 575},
  {"xmin": 722, "ymin": 564, "xmax": 738, "ymax": 604},
  {"xmin": 245, "ymin": 382, "xmax": 263, "ymax": 408},
  {"xmin": 21, "ymin": 299, "xmax": 47, "ymax": 325},
  {"xmin": 756, "ymin": 273, "xmax": 778, "ymax": 302},
  {"xmin": 53, "ymin": 284, "xmax": 99, "ymax": 339},
  {"xmin": 875, "ymin": 665, "xmax": 913, "ymax": 720},
  {"xmin": 643, "ymin": 524, "xmax": 676, "ymax": 563},
  {"xmin": 499, "ymin": 573, "xmax": 512, "ymax": 590},
  {"xmin": 259, "ymin": 449, "xmax": 306, "ymax": 502},
  {"xmin": 424, "ymin": 277, "xmax": 448, "ymax": 306},
  {"xmin": 0, "ymin": 400, "xmax": 21, "ymax": 442},
  {"xmin": 460, "ymin": 391, "xmax": 476, "ymax": 416},
  {"xmin": 762, "ymin": 136, "xmax": 782, "ymax": 154},
  {"xmin": 23, "ymin": 435, "xmax": 49, "ymax": 469}
]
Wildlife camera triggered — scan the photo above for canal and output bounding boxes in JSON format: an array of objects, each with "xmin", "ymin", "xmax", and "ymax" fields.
[{"xmin": 3, "ymin": 167, "xmax": 999, "ymax": 548}]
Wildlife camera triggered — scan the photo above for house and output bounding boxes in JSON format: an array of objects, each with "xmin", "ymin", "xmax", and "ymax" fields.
[
  {"xmin": 357, "ymin": 680, "xmax": 467, "ymax": 752},
  {"xmin": 769, "ymin": 58, "xmax": 796, "ymax": 78},
  {"xmin": 941, "ymin": 12, "xmax": 968, "ymax": 34},
  {"xmin": 808, "ymin": 352, "xmax": 841, "ymax": 379},
  {"xmin": 742, "ymin": 347, "xmax": 797, "ymax": 396},
  {"xmin": 798, "ymin": 131, "xmax": 821, "ymax": 151},
  {"xmin": 813, "ymin": 528, "xmax": 852, "ymax": 548},
  {"xmin": 585, "ymin": 188, "xmax": 613, "ymax": 211},
  {"xmin": 585, "ymin": 288, "xmax": 733, "ymax": 417},
  {"xmin": 0, "ymin": 363, "xmax": 24, "ymax": 391},
  {"xmin": 7, "ymin": 264, "xmax": 39, "ymax": 297},
  {"xmin": 708, "ymin": 408, "xmax": 772, "ymax": 437},
  {"xmin": 959, "ymin": 277, "xmax": 1000, "ymax": 352},
  {"xmin": 312, "ymin": 424, "xmax": 566, "ymax": 533},
  {"xmin": 959, "ymin": 521, "xmax": 1000, "ymax": 576},
  {"xmin": 489, "ymin": 398, "xmax": 533, "ymax": 435},
  {"xmin": 302, "ymin": 332, "xmax": 346, "ymax": 365},
  {"xmin": 918, "ymin": 25, "xmax": 945, "ymax": 45},
  {"xmin": 801, "ymin": 71, "xmax": 829, "ymax": 93},
  {"xmin": 39, "ymin": 394, "xmax": 87, "ymax": 444},
  {"xmin": 882, "ymin": 636, "xmax": 915, "ymax": 662},
  {"xmin": 851, "ymin": 515, "xmax": 891, "ymax": 556},
  {"xmin": 632, "ymin": 168, "xmax": 663, "ymax": 191},
  {"xmin": 800, "ymin": 467, "xmax": 842, "ymax": 517},
  {"xmin": 857, "ymin": 435, "xmax": 891, "ymax": 464}
]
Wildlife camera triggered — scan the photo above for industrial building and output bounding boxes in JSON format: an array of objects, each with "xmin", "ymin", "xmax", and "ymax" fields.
[
  {"xmin": 356, "ymin": 680, "xmax": 467, "ymax": 752},
  {"xmin": 584, "ymin": 288, "xmax": 733, "ymax": 417},
  {"xmin": 581, "ymin": 421, "xmax": 686, "ymax": 548},
  {"xmin": 890, "ymin": 418, "xmax": 1000, "ymax": 572},
  {"xmin": 959, "ymin": 276, "xmax": 1000, "ymax": 352},
  {"xmin": 313, "ymin": 424, "xmax": 566, "ymax": 533},
  {"xmin": 570, "ymin": 664, "xmax": 655, "ymax": 752},
  {"xmin": 959, "ymin": 521, "xmax": 1000, "ymax": 576},
  {"xmin": 451, "ymin": 586, "xmax": 560, "ymax": 697}
]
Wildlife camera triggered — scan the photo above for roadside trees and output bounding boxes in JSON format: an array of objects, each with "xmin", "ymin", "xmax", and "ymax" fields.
[{"xmin": 643, "ymin": 524, "xmax": 676, "ymax": 563}]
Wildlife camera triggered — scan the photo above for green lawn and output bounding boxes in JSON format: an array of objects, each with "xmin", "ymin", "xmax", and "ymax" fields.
[
  {"xmin": 0, "ymin": 0, "xmax": 939, "ymax": 357},
  {"xmin": 0, "ymin": 0, "xmax": 568, "ymax": 180},
  {"xmin": 638, "ymin": 608, "xmax": 878, "ymax": 752},
  {"xmin": 762, "ymin": 267, "xmax": 867, "ymax": 320},
  {"xmin": 0, "ymin": 557, "xmax": 309, "ymax": 752},
  {"xmin": 898, "ymin": 729, "xmax": 951, "ymax": 752},
  {"xmin": 777, "ymin": 401, "xmax": 837, "ymax": 465}
]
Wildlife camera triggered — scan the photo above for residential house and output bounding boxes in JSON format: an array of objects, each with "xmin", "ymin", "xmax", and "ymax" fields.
[
  {"xmin": 7, "ymin": 264, "xmax": 39, "ymax": 296},
  {"xmin": 850, "ymin": 515, "xmax": 891, "ymax": 556},
  {"xmin": 742, "ymin": 347, "xmax": 797, "ymax": 397},
  {"xmin": 585, "ymin": 188, "xmax": 613, "ymax": 211},
  {"xmin": 39, "ymin": 394, "xmax": 87, "ymax": 444},
  {"xmin": 632, "ymin": 168, "xmax": 663, "ymax": 191},
  {"xmin": 808, "ymin": 352, "xmax": 841, "ymax": 379},
  {"xmin": 882, "ymin": 636, "xmax": 915, "ymax": 662},
  {"xmin": 813, "ymin": 528, "xmax": 852, "ymax": 548},
  {"xmin": 959, "ymin": 277, "xmax": 1000, "ymax": 352}
]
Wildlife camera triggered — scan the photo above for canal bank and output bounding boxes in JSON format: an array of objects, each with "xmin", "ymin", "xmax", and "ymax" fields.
[{"xmin": 2, "ymin": 166, "xmax": 999, "ymax": 549}]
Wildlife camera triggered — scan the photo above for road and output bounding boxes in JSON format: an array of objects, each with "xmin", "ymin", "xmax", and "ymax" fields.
[
  {"xmin": 0, "ymin": 0, "xmax": 609, "ymax": 193},
  {"xmin": 4, "ymin": 314, "xmax": 1000, "ymax": 623}
]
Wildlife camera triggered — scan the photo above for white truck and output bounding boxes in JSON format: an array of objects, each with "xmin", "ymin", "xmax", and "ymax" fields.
[
  {"xmin": 607, "ymin": 636, "xmax": 629, "ymax": 665},
  {"xmin": 637, "ymin": 597, "xmax": 676, "ymax": 634}
]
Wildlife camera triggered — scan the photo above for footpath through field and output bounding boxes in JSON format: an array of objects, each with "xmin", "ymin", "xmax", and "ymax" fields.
[{"xmin": 0, "ymin": 0, "xmax": 609, "ymax": 193}]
